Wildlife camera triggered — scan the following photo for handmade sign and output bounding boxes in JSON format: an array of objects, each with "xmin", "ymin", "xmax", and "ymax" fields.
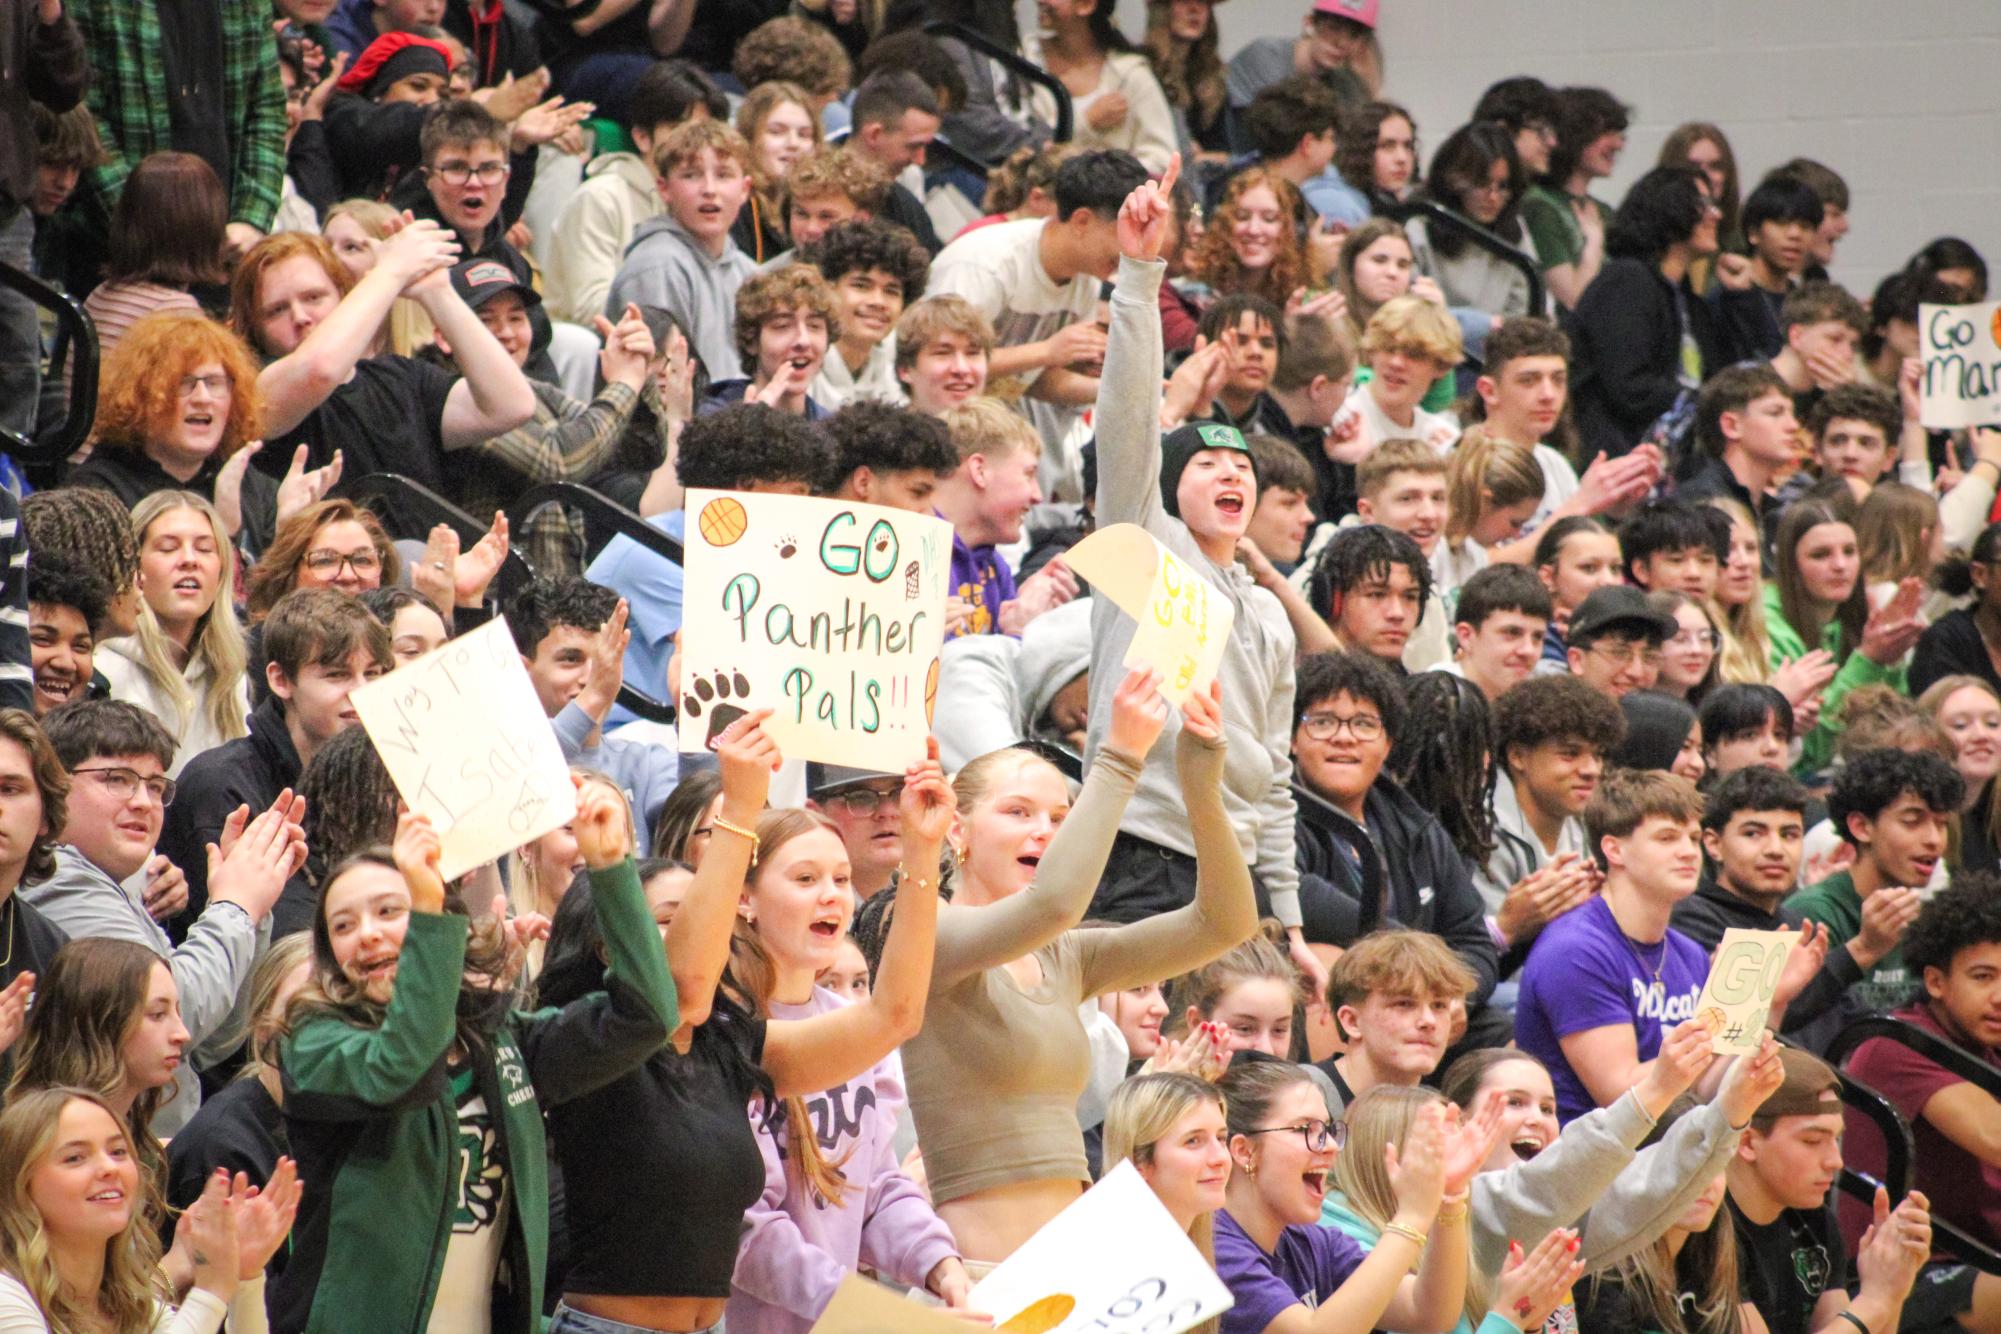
[
  {"xmin": 1918, "ymin": 300, "xmax": 2001, "ymax": 429},
  {"xmin": 1063, "ymin": 524, "xmax": 1234, "ymax": 706},
  {"xmin": 678, "ymin": 489, "xmax": 951, "ymax": 771},
  {"xmin": 1691, "ymin": 927, "xmax": 1798, "ymax": 1054},
  {"xmin": 810, "ymin": 1276, "xmax": 973, "ymax": 1334},
  {"xmin": 350, "ymin": 617, "xmax": 576, "ymax": 881},
  {"xmin": 967, "ymin": 1162, "xmax": 1233, "ymax": 1334}
]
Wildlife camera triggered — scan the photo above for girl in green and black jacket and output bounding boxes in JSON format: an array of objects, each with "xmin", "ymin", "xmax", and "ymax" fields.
[{"xmin": 272, "ymin": 781, "xmax": 678, "ymax": 1334}]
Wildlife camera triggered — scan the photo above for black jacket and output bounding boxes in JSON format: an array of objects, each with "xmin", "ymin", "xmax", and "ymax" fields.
[
  {"xmin": 1296, "ymin": 777, "xmax": 1499, "ymax": 1004},
  {"xmin": 1568, "ymin": 258, "xmax": 1727, "ymax": 459},
  {"xmin": 69, "ymin": 445, "xmax": 279, "ymax": 558},
  {"xmin": 1909, "ymin": 608, "xmax": 2001, "ymax": 700},
  {"xmin": 1670, "ymin": 876, "xmax": 1863, "ymax": 1046},
  {"xmin": 159, "ymin": 696, "xmax": 302, "ymax": 937}
]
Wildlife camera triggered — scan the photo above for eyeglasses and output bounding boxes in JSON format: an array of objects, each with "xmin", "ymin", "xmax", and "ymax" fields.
[
  {"xmin": 1245, "ymin": 1119, "xmax": 1345, "ymax": 1153},
  {"xmin": 1667, "ymin": 629, "xmax": 1721, "ymax": 652},
  {"xmin": 177, "ymin": 373, "xmax": 230, "ymax": 397},
  {"xmin": 1299, "ymin": 711, "xmax": 1384, "ymax": 742},
  {"xmin": 432, "ymin": 162, "xmax": 510, "ymax": 186},
  {"xmin": 1586, "ymin": 642, "xmax": 1665, "ymax": 670},
  {"xmin": 822, "ymin": 785, "xmax": 903, "ymax": 816},
  {"xmin": 302, "ymin": 549, "xmax": 383, "ymax": 577},
  {"xmin": 72, "ymin": 766, "xmax": 176, "ymax": 807}
]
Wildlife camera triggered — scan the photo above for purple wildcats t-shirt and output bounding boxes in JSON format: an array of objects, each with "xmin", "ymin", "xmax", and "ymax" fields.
[
  {"xmin": 1214, "ymin": 1208, "xmax": 1368, "ymax": 1334},
  {"xmin": 1516, "ymin": 895, "xmax": 1708, "ymax": 1123}
]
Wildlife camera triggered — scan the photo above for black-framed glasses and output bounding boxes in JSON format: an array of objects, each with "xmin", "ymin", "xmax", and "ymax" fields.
[
  {"xmin": 72, "ymin": 766, "xmax": 176, "ymax": 807},
  {"xmin": 432, "ymin": 162, "xmax": 510, "ymax": 186},
  {"xmin": 1245, "ymin": 1120, "xmax": 1345, "ymax": 1153},
  {"xmin": 1299, "ymin": 711, "xmax": 1383, "ymax": 742},
  {"xmin": 302, "ymin": 549, "xmax": 382, "ymax": 577},
  {"xmin": 822, "ymin": 785, "xmax": 903, "ymax": 816}
]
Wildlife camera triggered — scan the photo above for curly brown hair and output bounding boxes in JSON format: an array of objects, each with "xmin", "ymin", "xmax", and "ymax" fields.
[
  {"xmin": 733, "ymin": 264, "xmax": 842, "ymax": 373},
  {"xmin": 784, "ymin": 144, "xmax": 891, "ymax": 215},
  {"xmin": 732, "ymin": 17, "xmax": 852, "ymax": 99},
  {"xmin": 93, "ymin": 311, "xmax": 263, "ymax": 463},
  {"xmin": 1189, "ymin": 167, "xmax": 1315, "ymax": 305},
  {"xmin": 0, "ymin": 710, "xmax": 68, "ymax": 886}
]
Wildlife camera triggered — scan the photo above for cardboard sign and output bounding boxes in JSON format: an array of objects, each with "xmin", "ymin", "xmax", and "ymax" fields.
[
  {"xmin": 678, "ymin": 489, "xmax": 951, "ymax": 772},
  {"xmin": 1918, "ymin": 301, "xmax": 2001, "ymax": 429},
  {"xmin": 811, "ymin": 1276, "xmax": 972, "ymax": 1334},
  {"xmin": 1692, "ymin": 927, "xmax": 1797, "ymax": 1054},
  {"xmin": 1063, "ymin": 525, "xmax": 1234, "ymax": 706},
  {"xmin": 350, "ymin": 617, "xmax": 577, "ymax": 881},
  {"xmin": 968, "ymin": 1162, "xmax": 1234, "ymax": 1334}
]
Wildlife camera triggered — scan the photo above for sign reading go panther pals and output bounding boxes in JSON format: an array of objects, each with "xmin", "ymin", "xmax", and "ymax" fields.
[{"xmin": 677, "ymin": 489, "xmax": 951, "ymax": 772}]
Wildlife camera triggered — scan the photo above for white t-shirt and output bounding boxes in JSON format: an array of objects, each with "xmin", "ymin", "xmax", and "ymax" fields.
[
  {"xmin": 427, "ymin": 1074, "xmax": 510, "ymax": 1333},
  {"xmin": 0, "ymin": 1275, "xmax": 228, "ymax": 1333},
  {"xmin": 1343, "ymin": 382, "xmax": 1461, "ymax": 456},
  {"xmin": 927, "ymin": 218, "xmax": 1102, "ymax": 400}
]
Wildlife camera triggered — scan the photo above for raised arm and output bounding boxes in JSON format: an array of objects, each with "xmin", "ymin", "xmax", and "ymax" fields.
[
  {"xmin": 928, "ymin": 667, "xmax": 1168, "ymax": 989},
  {"xmin": 256, "ymin": 219, "xmax": 461, "ymax": 436},
  {"xmin": 410, "ymin": 266, "xmax": 537, "ymax": 448},
  {"xmin": 661, "ymin": 712, "xmax": 779, "ymax": 1039},
  {"xmin": 1072, "ymin": 683, "xmax": 1258, "ymax": 995},
  {"xmin": 763, "ymin": 742, "xmax": 953, "ymax": 1097},
  {"xmin": 1094, "ymin": 156, "xmax": 1179, "ymax": 528}
]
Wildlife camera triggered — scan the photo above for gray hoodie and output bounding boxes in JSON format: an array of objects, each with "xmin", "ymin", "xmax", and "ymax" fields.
[
  {"xmin": 1088, "ymin": 257, "xmax": 1302, "ymax": 925},
  {"xmin": 605, "ymin": 215, "xmax": 754, "ymax": 382}
]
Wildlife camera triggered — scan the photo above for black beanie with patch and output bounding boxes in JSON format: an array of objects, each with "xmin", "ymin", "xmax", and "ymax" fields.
[{"xmin": 1159, "ymin": 421, "xmax": 1259, "ymax": 517}]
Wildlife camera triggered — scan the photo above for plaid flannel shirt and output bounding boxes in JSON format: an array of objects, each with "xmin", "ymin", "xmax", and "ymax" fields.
[
  {"xmin": 464, "ymin": 379, "xmax": 641, "ymax": 577},
  {"xmin": 68, "ymin": 0, "xmax": 287, "ymax": 231}
]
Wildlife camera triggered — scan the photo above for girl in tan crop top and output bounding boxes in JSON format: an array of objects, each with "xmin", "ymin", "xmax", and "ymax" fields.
[{"xmin": 901, "ymin": 669, "xmax": 1260, "ymax": 1262}]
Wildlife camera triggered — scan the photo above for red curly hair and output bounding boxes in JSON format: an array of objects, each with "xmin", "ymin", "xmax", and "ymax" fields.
[
  {"xmin": 93, "ymin": 311, "xmax": 263, "ymax": 461},
  {"xmin": 1190, "ymin": 167, "xmax": 1317, "ymax": 307}
]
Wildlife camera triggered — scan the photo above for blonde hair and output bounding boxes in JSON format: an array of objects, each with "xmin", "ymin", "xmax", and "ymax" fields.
[
  {"xmin": 1356, "ymin": 437, "xmax": 1444, "ymax": 500},
  {"xmin": 1444, "ymin": 427, "xmax": 1544, "ymax": 546},
  {"xmin": 321, "ymin": 200, "xmax": 433, "ymax": 356},
  {"xmin": 0, "ymin": 1088, "xmax": 170, "ymax": 1334},
  {"xmin": 1325, "ymin": 929, "xmax": 1475, "ymax": 1022},
  {"xmin": 243, "ymin": 933, "xmax": 314, "ymax": 1076},
  {"xmin": 1854, "ymin": 481, "xmax": 1939, "ymax": 587},
  {"xmin": 1361, "ymin": 295, "xmax": 1461, "ymax": 369},
  {"xmin": 1101, "ymin": 1074, "xmax": 1222, "ymax": 1334},
  {"xmin": 508, "ymin": 770, "xmax": 629, "ymax": 923},
  {"xmin": 125, "ymin": 492, "xmax": 249, "ymax": 749},
  {"xmin": 1701, "ymin": 497, "xmax": 1774, "ymax": 685},
  {"xmin": 893, "ymin": 295, "xmax": 995, "ymax": 375},
  {"xmin": 940, "ymin": 396, "xmax": 1040, "ymax": 464}
]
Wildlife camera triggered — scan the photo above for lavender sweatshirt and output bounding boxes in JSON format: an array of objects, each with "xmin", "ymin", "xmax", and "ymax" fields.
[{"xmin": 725, "ymin": 986, "xmax": 959, "ymax": 1334}]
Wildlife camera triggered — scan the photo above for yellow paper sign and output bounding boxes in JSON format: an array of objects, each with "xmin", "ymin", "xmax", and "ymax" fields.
[
  {"xmin": 811, "ymin": 1276, "xmax": 971, "ymax": 1334},
  {"xmin": 678, "ymin": 489, "xmax": 951, "ymax": 772},
  {"xmin": 1691, "ymin": 927, "xmax": 1797, "ymax": 1054},
  {"xmin": 1062, "ymin": 525, "xmax": 1234, "ymax": 705},
  {"xmin": 350, "ymin": 617, "xmax": 578, "ymax": 882}
]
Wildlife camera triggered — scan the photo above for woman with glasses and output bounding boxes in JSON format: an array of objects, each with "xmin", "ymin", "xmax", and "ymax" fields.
[
  {"xmin": 1647, "ymin": 591, "xmax": 1722, "ymax": 704},
  {"xmin": 245, "ymin": 500, "xmax": 399, "ymax": 624},
  {"xmin": 1408, "ymin": 122, "xmax": 1539, "ymax": 338},
  {"xmin": 855, "ymin": 671, "xmax": 1257, "ymax": 1265},
  {"xmin": 1211, "ymin": 1056, "xmax": 1509, "ymax": 1334},
  {"xmin": 96, "ymin": 494, "xmax": 250, "ymax": 779}
]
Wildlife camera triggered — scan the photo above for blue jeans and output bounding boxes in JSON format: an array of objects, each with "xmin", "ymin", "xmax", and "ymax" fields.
[
  {"xmin": 0, "ymin": 204, "xmax": 38, "ymax": 444},
  {"xmin": 548, "ymin": 1303, "xmax": 721, "ymax": 1334}
]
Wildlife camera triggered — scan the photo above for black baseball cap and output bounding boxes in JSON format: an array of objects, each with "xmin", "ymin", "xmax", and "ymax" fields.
[
  {"xmin": 449, "ymin": 258, "xmax": 542, "ymax": 312},
  {"xmin": 1566, "ymin": 585, "xmax": 1677, "ymax": 648},
  {"xmin": 806, "ymin": 762, "xmax": 902, "ymax": 797}
]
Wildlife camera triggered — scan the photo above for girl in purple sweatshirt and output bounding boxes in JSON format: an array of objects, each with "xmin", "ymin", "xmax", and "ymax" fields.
[{"xmin": 726, "ymin": 777, "xmax": 971, "ymax": 1334}]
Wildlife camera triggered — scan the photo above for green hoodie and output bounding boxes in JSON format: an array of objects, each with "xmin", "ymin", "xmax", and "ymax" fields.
[
  {"xmin": 1761, "ymin": 582, "xmax": 1904, "ymax": 777},
  {"xmin": 273, "ymin": 859, "xmax": 677, "ymax": 1333}
]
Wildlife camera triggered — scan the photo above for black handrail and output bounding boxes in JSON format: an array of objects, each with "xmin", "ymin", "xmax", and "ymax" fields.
[
  {"xmin": 0, "ymin": 260, "xmax": 97, "ymax": 468},
  {"xmin": 506, "ymin": 480, "xmax": 679, "ymax": 723},
  {"xmin": 1828, "ymin": 1014, "xmax": 2001, "ymax": 1273},
  {"xmin": 1380, "ymin": 200, "xmax": 1546, "ymax": 325},
  {"xmin": 340, "ymin": 472, "xmax": 538, "ymax": 597},
  {"xmin": 924, "ymin": 20, "xmax": 1073, "ymax": 149}
]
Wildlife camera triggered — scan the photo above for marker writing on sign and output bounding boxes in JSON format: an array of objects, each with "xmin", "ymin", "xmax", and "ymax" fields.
[{"xmin": 365, "ymin": 636, "xmax": 553, "ymax": 829}]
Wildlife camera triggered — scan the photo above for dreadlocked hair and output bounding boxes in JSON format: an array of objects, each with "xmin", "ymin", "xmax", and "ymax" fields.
[
  {"xmin": 298, "ymin": 726, "xmax": 399, "ymax": 892},
  {"xmin": 1388, "ymin": 671, "xmax": 1498, "ymax": 863}
]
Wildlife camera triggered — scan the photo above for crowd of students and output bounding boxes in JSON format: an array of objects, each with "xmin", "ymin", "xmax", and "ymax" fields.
[{"xmin": 0, "ymin": 0, "xmax": 1999, "ymax": 1331}]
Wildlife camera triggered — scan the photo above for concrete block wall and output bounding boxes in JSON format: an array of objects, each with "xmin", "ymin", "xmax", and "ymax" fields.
[{"xmin": 1076, "ymin": 0, "xmax": 2001, "ymax": 292}]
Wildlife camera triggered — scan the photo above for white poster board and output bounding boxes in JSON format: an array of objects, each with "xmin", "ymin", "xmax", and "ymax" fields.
[
  {"xmin": 1918, "ymin": 300, "xmax": 2001, "ymax": 429},
  {"xmin": 1692, "ymin": 927, "xmax": 1798, "ymax": 1054},
  {"xmin": 677, "ymin": 489, "xmax": 951, "ymax": 772},
  {"xmin": 349, "ymin": 616, "xmax": 577, "ymax": 881},
  {"xmin": 1062, "ymin": 524, "xmax": 1234, "ymax": 706},
  {"xmin": 967, "ymin": 1162, "xmax": 1234, "ymax": 1334}
]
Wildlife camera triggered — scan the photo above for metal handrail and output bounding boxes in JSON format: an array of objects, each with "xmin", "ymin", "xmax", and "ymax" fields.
[
  {"xmin": 1828, "ymin": 1014, "xmax": 2001, "ymax": 1273},
  {"xmin": 506, "ymin": 480, "xmax": 679, "ymax": 723},
  {"xmin": 923, "ymin": 20, "xmax": 1073, "ymax": 149},
  {"xmin": 0, "ymin": 260, "xmax": 97, "ymax": 468},
  {"xmin": 340, "ymin": 472, "xmax": 538, "ymax": 597},
  {"xmin": 1381, "ymin": 199, "xmax": 1546, "ymax": 324}
]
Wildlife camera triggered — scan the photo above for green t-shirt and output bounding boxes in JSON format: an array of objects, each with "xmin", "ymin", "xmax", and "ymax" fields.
[
  {"xmin": 1785, "ymin": 871, "xmax": 1917, "ymax": 1012},
  {"xmin": 1521, "ymin": 184, "xmax": 1583, "ymax": 270}
]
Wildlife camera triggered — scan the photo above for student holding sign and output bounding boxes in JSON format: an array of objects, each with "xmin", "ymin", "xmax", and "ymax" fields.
[
  {"xmin": 1084, "ymin": 154, "xmax": 1321, "ymax": 1000},
  {"xmin": 542, "ymin": 715, "xmax": 959, "ymax": 1334},
  {"xmin": 272, "ymin": 793, "xmax": 679, "ymax": 1334}
]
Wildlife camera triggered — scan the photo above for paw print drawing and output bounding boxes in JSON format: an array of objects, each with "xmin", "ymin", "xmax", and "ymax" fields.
[{"xmin": 683, "ymin": 670, "xmax": 752, "ymax": 748}]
